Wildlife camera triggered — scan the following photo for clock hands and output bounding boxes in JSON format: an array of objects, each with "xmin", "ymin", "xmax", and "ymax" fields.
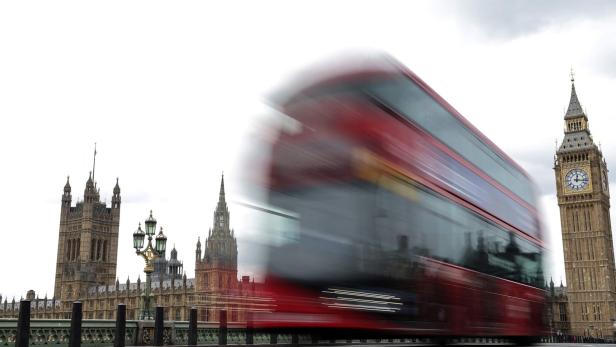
[{"xmin": 567, "ymin": 170, "xmax": 589, "ymax": 190}]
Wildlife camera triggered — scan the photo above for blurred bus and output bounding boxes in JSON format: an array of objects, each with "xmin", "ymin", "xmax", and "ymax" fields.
[{"xmin": 252, "ymin": 53, "xmax": 546, "ymax": 344}]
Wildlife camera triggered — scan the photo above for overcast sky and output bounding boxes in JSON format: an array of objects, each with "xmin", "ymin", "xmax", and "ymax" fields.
[{"xmin": 2, "ymin": 0, "xmax": 616, "ymax": 300}]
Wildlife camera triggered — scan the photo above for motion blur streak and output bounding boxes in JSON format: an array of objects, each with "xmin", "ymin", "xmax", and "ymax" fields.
[{"xmin": 246, "ymin": 52, "xmax": 546, "ymax": 343}]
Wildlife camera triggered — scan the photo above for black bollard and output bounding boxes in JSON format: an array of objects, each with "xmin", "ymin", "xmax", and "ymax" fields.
[
  {"xmin": 154, "ymin": 306, "xmax": 164, "ymax": 346},
  {"xmin": 188, "ymin": 307, "xmax": 197, "ymax": 346},
  {"xmin": 270, "ymin": 333, "xmax": 277, "ymax": 345},
  {"xmin": 114, "ymin": 304, "xmax": 126, "ymax": 347},
  {"xmin": 16, "ymin": 300, "xmax": 31, "ymax": 347},
  {"xmin": 246, "ymin": 312, "xmax": 254, "ymax": 345},
  {"xmin": 69, "ymin": 301, "xmax": 83, "ymax": 347},
  {"xmin": 219, "ymin": 310, "xmax": 227, "ymax": 345}
]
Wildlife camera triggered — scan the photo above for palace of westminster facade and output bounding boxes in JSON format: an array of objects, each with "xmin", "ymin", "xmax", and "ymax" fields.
[
  {"xmin": 3, "ymin": 77, "xmax": 616, "ymax": 338},
  {"xmin": 0, "ymin": 172, "xmax": 260, "ymax": 322}
]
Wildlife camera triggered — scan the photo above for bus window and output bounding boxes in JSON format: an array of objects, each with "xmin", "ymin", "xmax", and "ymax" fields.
[
  {"xmin": 266, "ymin": 183, "xmax": 381, "ymax": 281},
  {"xmin": 372, "ymin": 173, "xmax": 543, "ymax": 288},
  {"xmin": 364, "ymin": 77, "xmax": 536, "ymax": 207}
]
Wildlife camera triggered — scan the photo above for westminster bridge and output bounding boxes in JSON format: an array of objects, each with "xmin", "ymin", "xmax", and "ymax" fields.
[{"xmin": 0, "ymin": 301, "xmax": 611, "ymax": 347}]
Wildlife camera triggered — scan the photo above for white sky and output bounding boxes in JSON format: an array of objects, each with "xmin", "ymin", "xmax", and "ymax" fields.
[{"xmin": 2, "ymin": 0, "xmax": 616, "ymax": 300}]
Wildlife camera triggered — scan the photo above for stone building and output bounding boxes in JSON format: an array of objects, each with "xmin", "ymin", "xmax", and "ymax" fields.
[
  {"xmin": 81, "ymin": 275, "xmax": 194, "ymax": 321},
  {"xmin": 547, "ymin": 279, "xmax": 571, "ymax": 337},
  {"xmin": 194, "ymin": 175, "xmax": 263, "ymax": 322},
  {"xmin": 553, "ymin": 76, "xmax": 616, "ymax": 338},
  {"xmin": 0, "ymin": 171, "xmax": 261, "ymax": 322},
  {"xmin": 0, "ymin": 292, "xmax": 61, "ymax": 319},
  {"xmin": 54, "ymin": 171, "xmax": 121, "ymax": 316},
  {"xmin": 0, "ymin": 277, "xmax": 194, "ymax": 321}
]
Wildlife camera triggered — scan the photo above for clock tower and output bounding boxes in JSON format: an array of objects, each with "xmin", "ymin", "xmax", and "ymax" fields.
[{"xmin": 555, "ymin": 76, "xmax": 616, "ymax": 338}]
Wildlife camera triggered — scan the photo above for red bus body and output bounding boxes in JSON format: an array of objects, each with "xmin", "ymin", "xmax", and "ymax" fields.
[{"xmin": 253, "ymin": 54, "xmax": 546, "ymax": 340}]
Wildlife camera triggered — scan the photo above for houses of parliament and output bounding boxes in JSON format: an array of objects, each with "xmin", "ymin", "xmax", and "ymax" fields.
[{"xmin": 0, "ymin": 170, "xmax": 260, "ymax": 322}]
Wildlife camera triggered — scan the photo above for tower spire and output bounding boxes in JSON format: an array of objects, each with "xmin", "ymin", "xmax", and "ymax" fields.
[
  {"xmin": 214, "ymin": 172, "xmax": 229, "ymax": 225},
  {"xmin": 565, "ymin": 73, "xmax": 585, "ymax": 119},
  {"xmin": 64, "ymin": 176, "xmax": 71, "ymax": 193},
  {"xmin": 219, "ymin": 172, "xmax": 225, "ymax": 202},
  {"xmin": 559, "ymin": 71, "xmax": 595, "ymax": 151}
]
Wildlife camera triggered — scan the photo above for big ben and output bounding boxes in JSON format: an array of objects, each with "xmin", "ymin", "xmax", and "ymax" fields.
[{"xmin": 555, "ymin": 75, "xmax": 616, "ymax": 338}]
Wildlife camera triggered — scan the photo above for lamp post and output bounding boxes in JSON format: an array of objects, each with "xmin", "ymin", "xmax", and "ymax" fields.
[
  {"xmin": 589, "ymin": 325, "xmax": 595, "ymax": 339},
  {"xmin": 133, "ymin": 210, "xmax": 167, "ymax": 320}
]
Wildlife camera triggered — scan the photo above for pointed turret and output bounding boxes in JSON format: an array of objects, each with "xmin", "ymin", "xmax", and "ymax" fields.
[
  {"xmin": 196, "ymin": 237, "xmax": 202, "ymax": 262},
  {"xmin": 86, "ymin": 171, "xmax": 94, "ymax": 188},
  {"xmin": 216, "ymin": 173, "xmax": 228, "ymax": 212},
  {"xmin": 213, "ymin": 173, "xmax": 231, "ymax": 234},
  {"xmin": 113, "ymin": 178, "xmax": 120, "ymax": 195},
  {"xmin": 220, "ymin": 172, "xmax": 226, "ymax": 199},
  {"xmin": 64, "ymin": 176, "xmax": 71, "ymax": 193},
  {"xmin": 565, "ymin": 78, "xmax": 585, "ymax": 119},
  {"xmin": 112, "ymin": 177, "xmax": 121, "ymax": 209},
  {"xmin": 62, "ymin": 176, "xmax": 72, "ymax": 208},
  {"xmin": 84, "ymin": 171, "xmax": 99, "ymax": 203},
  {"xmin": 558, "ymin": 75, "xmax": 596, "ymax": 153},
  {"xmin": 166, "ymin": 243, "xmax": 183, "ymax": 280}
]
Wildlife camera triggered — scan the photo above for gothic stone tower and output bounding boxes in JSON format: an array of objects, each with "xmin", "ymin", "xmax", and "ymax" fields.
[
  {"xmin": 555, "ymin": 77, "xmax": 616, "ymax": 338},
  {"xmin": 53, "ymin": 172, "xmax": 121, "ymax": 303},
  {"xmin": 195, "ymin": 175, "xmax": 238, "ymax": 321}
]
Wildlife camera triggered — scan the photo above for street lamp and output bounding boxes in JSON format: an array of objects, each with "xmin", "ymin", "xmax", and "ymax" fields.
[
  {"xmin": 133, "ymin": 210, "xmax": 167, "ymax": 320},
  {"xmin": 585, "ymin": 325, "xmax": 595, "ymax": 341}
]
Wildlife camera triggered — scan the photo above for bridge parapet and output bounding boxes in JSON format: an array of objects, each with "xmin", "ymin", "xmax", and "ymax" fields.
[
  {"xmin": 0, "ymin": 319, "xmax": 138, "ymax": 346},
  {"xmin": 9, "ymin": 301, "xmax": 599, "ymax": 346}
]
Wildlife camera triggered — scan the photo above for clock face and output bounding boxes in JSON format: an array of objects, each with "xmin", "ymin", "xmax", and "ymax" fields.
[
  {"xmin": 602, "ymin": 170, "xmax": 609, "ymax": 192},
  {"xmin": 565, "ymin": 168, "xmax": 590, "ymax": 191}
]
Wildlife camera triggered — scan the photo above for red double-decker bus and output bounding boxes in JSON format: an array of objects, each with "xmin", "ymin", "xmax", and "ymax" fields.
[{"xmin": 252, "ymin": 53, "xmax": 546, "ymax": 343}]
